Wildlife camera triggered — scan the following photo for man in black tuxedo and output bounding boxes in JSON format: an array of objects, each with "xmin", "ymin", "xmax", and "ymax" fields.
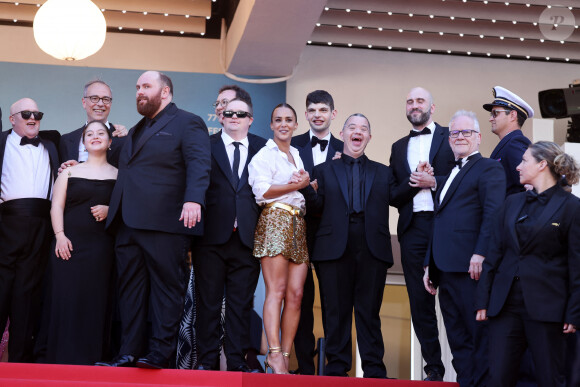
[
  {"xmin": 305, "ymin": 113, "xmax": 394, "ymax": 378},
  {"xmin": 389, "ymin": 87, "xmax": 454, "ymax": 382},
  {"xmin": 98, "ymin": 71, "xmax": 211, "ymax": 369},
  {"xmin": 290, "ymin": 90, "xmax": 343, "ymax": 375},
  {"xmin": 483, "ymin": 86, "xmax": 533, "ymax": 196},
  {"xmin": 194, "ymin": 96, "xmax": 266, "ymax": 372},
  {"xmin": 423, "ymin": 110, "xmax": 506, "ymax": 387},
  {"xmin": 0, "ymin": 98, "xmax": 59, "ymax": 362},
  {"xmin": 59, "ymin": 80, "xmax": 127, "ymax": 167}
]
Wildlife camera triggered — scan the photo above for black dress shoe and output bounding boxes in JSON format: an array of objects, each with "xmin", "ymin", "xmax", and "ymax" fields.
[
  {"xmin": 229, "ymin": 364, "xmax": 261, "ymax": 373},
  {"xmin": 136, "ymin": 352, "xmax": 169, "ymax": 369},
  {"xmin": 95, "ymin": 354, "xmax": 136, "ymax": 367},
  {"xmin": 424, "ymin": 370, "xmax": 444, "ymax": 381}
]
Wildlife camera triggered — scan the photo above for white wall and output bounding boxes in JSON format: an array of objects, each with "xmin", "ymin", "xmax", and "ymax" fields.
[{"xmin": 287, "ymin": 45, "xmax": 580, "ymax": 230}]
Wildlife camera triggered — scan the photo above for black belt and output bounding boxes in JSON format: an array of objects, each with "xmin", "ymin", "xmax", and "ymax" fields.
[
  {"xmin": 0, "ymin": 198, "xmax": 51, "ymax": 218},
  {"xmin": 414, "ymin": 211, "xmax": 434, "ymax": 217}
]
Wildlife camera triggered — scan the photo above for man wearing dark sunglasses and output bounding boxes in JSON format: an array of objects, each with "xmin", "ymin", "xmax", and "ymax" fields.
[
  {"xmin": 0, "ymin": 98, "xmax": 60, "ymax": 362},
  {"xmin": 483, "ymin": 86, "xmax": 533, "ymax": 196},
  {"xmin": 59, "ymin": 80, "xmax": 128, "ymax": 168},
  {"xmin": 193, "ymin": 98, "xmax": 266, "ymax": 373}
]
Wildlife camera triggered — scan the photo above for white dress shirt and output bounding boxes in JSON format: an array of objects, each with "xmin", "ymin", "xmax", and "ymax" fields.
[
  {"xmin": 221, "ymin": 131, "xmax": 249, "ymax": 179},
  {"xmin": 309, "ymin": 130, "xmax": 331, "ymax": 166},
  {"xmin": 78, "ymin": 121, "xmax": 111, "ymax": 162},
  {"xmin": 408, "ymin": 122, "xmax": 436, "ymax": 212},
  {"xmin": 248, "ymin": 139, "xmax": 306, "ymax": 211},
  {"xmin": 1, "ymin": 131, "xmax": 52, "ymax": 203},
  {"xmin": 439, "ymin": 151, "xmax": 479, "ymax": 203}
]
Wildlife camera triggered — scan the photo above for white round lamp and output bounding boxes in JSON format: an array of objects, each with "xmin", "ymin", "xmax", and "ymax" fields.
[{"xmin": 33, "ymin": 0, "xmax": 107, "ymax": 61}]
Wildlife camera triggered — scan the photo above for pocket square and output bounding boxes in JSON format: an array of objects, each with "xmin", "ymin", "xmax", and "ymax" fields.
[
  {"xmin": 156, "ymin": 131, "xmax": 173, "ymax": 136},
  {"xmin": 551, "ymin": 223, "xmax": 560, "ymax": 227}
]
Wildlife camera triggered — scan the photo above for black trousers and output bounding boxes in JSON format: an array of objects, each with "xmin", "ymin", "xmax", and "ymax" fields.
[
  {"xmin": 193, "ymin": 230, "xmax": 260, "ymax": 370},
  {"xmin": 489, "ymin": 278, "xmax": 566, "ymax": 387},
  {"xmin": 399, "ymin": 212, "xmax": 444, "ymax": 375},
  {"xmin": 0, "ymin": 199, "xmax": 52, "ymax": 362},
  {"xmin": 438, "ymin": 271, "xmax": 488, "ymax": 387},
  {"xmin": 316, "ymin": 218, "xmax": 388, "ymax": 378},
  {"xmin": 115, "ymin": 223, "xmax": 190, "ymax": 360}
]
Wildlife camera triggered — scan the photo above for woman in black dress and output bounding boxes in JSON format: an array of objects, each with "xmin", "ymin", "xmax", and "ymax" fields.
[
  {"xmin": 45, "ymin": 121, "xmax": 118, "ymax": 364},
  {"xmin": 476, "ymin": 141, "xmax": 580, "ymax": 387}
]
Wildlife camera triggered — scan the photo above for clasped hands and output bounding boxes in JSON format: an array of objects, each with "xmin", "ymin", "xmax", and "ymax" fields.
[
  {"xmin": 409, "ymin": 161, "xmax": 436, "ymax": 189},
  {"xmin": 288, "ymin": 170, "xmax": 315, "ymax": 190}
]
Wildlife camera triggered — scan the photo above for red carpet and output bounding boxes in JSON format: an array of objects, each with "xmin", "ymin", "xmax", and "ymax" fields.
[{"xmin": 0, "ymin": 363, "xmax": 457, "ymax": 386}]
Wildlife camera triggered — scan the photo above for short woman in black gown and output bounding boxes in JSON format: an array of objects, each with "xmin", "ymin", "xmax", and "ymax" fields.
[{"xmin": 45, "ymin": 121, "xmax": 118, "ymax": 365}]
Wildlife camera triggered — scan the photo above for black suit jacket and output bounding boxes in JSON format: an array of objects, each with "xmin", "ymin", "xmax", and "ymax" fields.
[
  {"xmin": 291, "ymin": 131, "xmax": 343, "ymax": 174},
  {"xmin": 490, "ymin": 129, "xmax": 530, "ymax": 196},
  {"xmin": 426, "ymin": 153, "xmax": 506, "ymax": 274},
  {"xmin": 477, "ymin": 188, "xmax": 580, "ymax": 326},
  {"xmin": 389, "ymin": 123, "xmax": 455, "ymax": 239},
  {"xmin": 59, "ymin": 123, "xmax": 126, "ymax": 167},
  {"xmin": 106, "ymin": 103, "xmax": 211, "ymax": 236},
  {"xmin": 200, "ymin": 131, "xmax": 267, "ymax": 249},
  {"xmin": 0, "ymin": 129, "xmax": 60, "ymax": 199},
  {"xmin": 305, "ymin": 157, "xmax": 395, "ymax": 265}
]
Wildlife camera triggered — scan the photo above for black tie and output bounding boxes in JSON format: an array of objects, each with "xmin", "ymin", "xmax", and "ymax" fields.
[
  {"xmin": 20, "ymin": 136, "xmax": 41, "ymax": 147},
  {"xmin": 526, "ymin": 190, "xmax": 548, "ymax": 204},
  {"xmin": 311, "ymin": 136, "xmax": 329, "ymax": 151},
  {"xmin": 232, "ymin": 142, "xmax": 240, "ymax": 188},
  {"xmin": 409, "ymin": 128, "xmax": 431, "ymax": 137},
  {"xmin": 352, "ymin": 159, "xmax": 363, "ymax": 213},
  {"xmin": 454, "ymin": 158, "xmax": 464, "ymax": 169}
]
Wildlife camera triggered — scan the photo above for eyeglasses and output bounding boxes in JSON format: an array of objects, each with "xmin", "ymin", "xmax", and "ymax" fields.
[
  {"xmin": 84, "ymin": 95, "xmax": 112, "ymax": 105},
  {"xmin": 490, "ymin": 109, "xmax": 512, "ymax": 118},
  {"xmin": 223, "ymin": 111, "xmax": 252, "ymax": 119},
  {"xmin": 212, "ymin": 99, "xmax": 230, "ymax": 109},
  {"xmin": 449, "ymin": 129, "xmax": 479, "ymax": 138},
  {"xmin": 11, "ymin": 110, "xmax": 44, "ymax": 121}
]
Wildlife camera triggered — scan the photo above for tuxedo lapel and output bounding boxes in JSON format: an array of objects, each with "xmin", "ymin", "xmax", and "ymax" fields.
[
  {"xmin": 429, "ymin": 125, "xmax": 445, "ymax": 163},
  {"xmin": 520, "ymin": 188, "xmax": 568, "ymax": 252},
  {"xmin": 400, "ymin": 137, "xmax": 412, "ymax": 175},
  {"xmin": 130, "ymin": 107, "xmax": 176, "ymax": 160},
  {"xmin": 331, "ymin": 161, "xmax": 349, "ymax": 207},
  {"xmin": 212, "ymin": 133, "xmax": 236, "ymax": 190},
  {"xmin": 0, "ymin": 131, "xmax": 9, "ymax": 178},
  {"xmin": 364, "ymin": 160, "xmax": 377, "ymax": 204},
  {"xmin": 438, "ymin": 154, "xmax": 482, "ymax": 210},
  {"xmin": 298, "ymin": 142, "xmax": 315, "ymax": 173},
  {"xmin": 506, "ymin": 198, "xmax": 525, "ymax": 252}
]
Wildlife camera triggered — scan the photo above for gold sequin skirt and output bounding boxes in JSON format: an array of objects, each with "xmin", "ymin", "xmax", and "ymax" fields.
[{"xmin": 253, "ymin": 204, "xmax": 309, "ymax": 264}]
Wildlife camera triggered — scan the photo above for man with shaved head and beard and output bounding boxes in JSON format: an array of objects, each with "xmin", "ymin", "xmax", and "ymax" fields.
[
  {"xmin": 96, "ymin": 71, "xmax": 211, "ymax": 369},
  {"xmin": 389, "ymin": 87, "xmax": 454, "ymax": 381},
  {"xmin": 0, "ymin": 98, "xmax": 60, "ymax": 362}
]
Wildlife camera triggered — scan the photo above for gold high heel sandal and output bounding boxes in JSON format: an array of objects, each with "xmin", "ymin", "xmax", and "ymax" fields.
[{"xmin": 264, "ymin": 347, "xmax": 287, "ymax": 374}]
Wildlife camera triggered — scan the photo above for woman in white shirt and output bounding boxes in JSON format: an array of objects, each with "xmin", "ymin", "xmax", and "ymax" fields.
[{"xmin": 248, "ymin": 103, "xmax": 311, "ymax": 374}]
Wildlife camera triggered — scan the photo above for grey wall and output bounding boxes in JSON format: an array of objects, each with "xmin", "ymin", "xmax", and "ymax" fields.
[{"xmin": 0, "ymin": 62, "xmax": 286, "ymax": 139}]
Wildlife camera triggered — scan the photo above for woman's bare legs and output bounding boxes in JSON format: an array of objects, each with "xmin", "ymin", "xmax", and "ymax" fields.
[{"xmin": 280, "ymin": 262, "xmax": 308, "ymax": 369}]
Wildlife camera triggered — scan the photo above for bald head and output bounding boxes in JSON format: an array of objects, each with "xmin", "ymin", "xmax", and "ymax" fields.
[{"xmin": 9, "ymin": 98, "xmax": 41, "ymax": 139}]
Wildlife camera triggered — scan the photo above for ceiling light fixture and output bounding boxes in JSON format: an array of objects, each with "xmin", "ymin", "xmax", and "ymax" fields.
[{"xmin": 33, "ymin": 0, "xmax": 106, "ymax": 61}]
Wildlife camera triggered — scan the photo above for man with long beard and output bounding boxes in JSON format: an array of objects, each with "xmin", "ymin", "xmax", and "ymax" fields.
[
  {"xmin": 96, "ymin": 70, "xmax": 210, "ymax": 369},
  {"xmin": 389, "ymin": 87, "xmax": 454, "ymax": 381}
]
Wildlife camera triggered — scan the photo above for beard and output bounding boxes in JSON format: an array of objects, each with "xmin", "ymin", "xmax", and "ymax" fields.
[
  {"xmin": 136, "ymin": 91, "xmax": 162, "ymax": 118},
  {"xmin": 406, "ymin": 109, "xmax": 431, "ymax": 126}
]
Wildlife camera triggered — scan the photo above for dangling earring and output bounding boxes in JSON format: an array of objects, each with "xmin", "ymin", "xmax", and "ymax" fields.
[{"xmin": 108, "ymin": 146, "xmax": 112, "ymax": 151}]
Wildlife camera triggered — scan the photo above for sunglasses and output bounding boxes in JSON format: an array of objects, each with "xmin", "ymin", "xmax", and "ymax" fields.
[
  {"xmin": 11, "ymin": 110, "xmax": 44, "ymax": 121},
  {"xmin": 223, "ymin": 111, "xmax": 252, "ymax": 119},
  {"xmin": 489, "ymin": 109, "xmax": 513, "ymax": 118}
]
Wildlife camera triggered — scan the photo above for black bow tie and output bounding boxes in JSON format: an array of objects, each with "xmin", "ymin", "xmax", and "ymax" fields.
[
  {"xmin": 311, "ymin": 136, "xmax": 329, "ymax": 151},
  {"xmin": 454, "ymin": 158, "xmax": 464, "ymax": 169},
  {"xmin": 20, "ymin": 136, "xmax": 41, "ymax": 147},
  {"xmin": 526, "ymin": 190, "xmax": 548, "ymax": 204},
  {"xmin": 409, "ymin": 128, "xmax": 431, "ymax": 137}
]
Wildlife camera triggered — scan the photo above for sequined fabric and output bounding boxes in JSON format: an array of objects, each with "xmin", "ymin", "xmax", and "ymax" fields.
[{"xmin": 253, "ymin": 205, "xmax": 308, "ymax": 264}]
